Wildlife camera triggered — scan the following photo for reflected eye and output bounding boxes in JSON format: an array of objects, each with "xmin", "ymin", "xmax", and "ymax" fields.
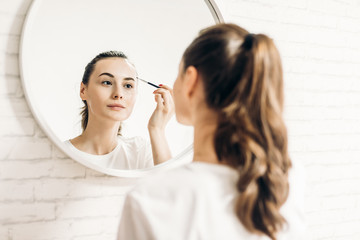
[
  {"xmin": 124, "ymin": 83, "xmax": 134, "ymax": 89},
  {"xmin": 102, "ymin": 80, "xmax": 112, "ymax": 85}
]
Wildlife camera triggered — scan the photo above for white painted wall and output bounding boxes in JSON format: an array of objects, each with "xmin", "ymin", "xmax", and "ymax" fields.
[{"xmin": 1, "ymin": 0, "xmax": 359, "ymax": 239}]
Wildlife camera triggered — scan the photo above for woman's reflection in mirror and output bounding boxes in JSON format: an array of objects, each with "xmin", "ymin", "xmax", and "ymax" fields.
[
  {"xmin": 65, "ymin": 51, "xmax": 174, "ymax": 170},
  {"xmin": 118, "ymin": 24, "xmax": 305, "ymax": 239}
]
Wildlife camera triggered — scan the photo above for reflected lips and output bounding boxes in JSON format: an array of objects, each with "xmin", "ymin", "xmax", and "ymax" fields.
[{"xmin": 107, "ymin": 103, "xmax": 125, "ymax": 111}]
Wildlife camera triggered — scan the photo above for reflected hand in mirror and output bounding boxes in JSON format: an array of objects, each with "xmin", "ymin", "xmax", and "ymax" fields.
[
  {"xmin": 148, "ymin": 84, "xmax": 175, "ymax": 165},
  {"xmin": 20, "ymin": 0, "xmax": 219, "ymax": 176},
  {"xmin": 66, "ymin": 51, "xmax": 174, "ymax": 170}
]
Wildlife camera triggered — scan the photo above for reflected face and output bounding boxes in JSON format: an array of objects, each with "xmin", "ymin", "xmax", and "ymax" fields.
[
  {"xmin": 173, "ymin": 60, "xmax": 191, "ymax": 125},
  {"xmin": 81, "ymin": 57, "xmax": 138, "ymax": 122}
]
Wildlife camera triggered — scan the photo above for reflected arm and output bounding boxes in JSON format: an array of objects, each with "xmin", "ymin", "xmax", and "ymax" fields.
[
  {"xmin": 149, "ymin": 128, "xmax": 172, "ymax": 165},
  {"xmin": 148, "ymin": 85, "xmax": 174, "ymax": 165}
]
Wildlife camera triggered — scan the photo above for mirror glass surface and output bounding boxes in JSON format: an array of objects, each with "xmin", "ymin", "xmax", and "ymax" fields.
[{"xmin": 21, "ymin": 0, "xmax": 220, "ymax": 176}]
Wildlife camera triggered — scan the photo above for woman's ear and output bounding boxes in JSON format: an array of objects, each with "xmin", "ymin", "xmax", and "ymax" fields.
[
  {"xmin": 80, "ymin": 82, "xmax": 87, "ymax": 100},
  {"xmin": 183, "ymin": 66, "xmax": 199, "ymax": 98}
]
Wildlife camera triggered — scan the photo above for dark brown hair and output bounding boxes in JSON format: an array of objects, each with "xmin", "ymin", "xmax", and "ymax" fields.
[
  {"xmin": 81, "ymin": 51, "xmax": 128, "ymax": 135},
  {"xmin": 183, "ymin": 23, "xmax": 292, "ymax": 239}
]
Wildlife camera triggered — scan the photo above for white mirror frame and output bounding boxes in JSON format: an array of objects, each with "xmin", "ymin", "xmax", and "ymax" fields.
[{"xmin": 19, "ymin": 0, "xmax": 224, "ymax": 178}]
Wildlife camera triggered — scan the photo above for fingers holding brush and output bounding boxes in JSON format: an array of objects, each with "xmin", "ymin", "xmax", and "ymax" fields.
[
  {"xmin": 148, "ymin": 85, "xmax": 175, "ymax": 130},
  {"xmin": 153, "ymin": 85, "xmax": 174, "ymax": 113}
]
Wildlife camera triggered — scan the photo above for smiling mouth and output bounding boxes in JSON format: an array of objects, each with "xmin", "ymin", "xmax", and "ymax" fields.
[{"xmin": 107, "ymin": 104, "xmax": 125, "ymax": 110}]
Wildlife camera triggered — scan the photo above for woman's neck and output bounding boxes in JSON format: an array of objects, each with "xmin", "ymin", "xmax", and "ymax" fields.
[
  {"xmin": 71, "ymin": 117, "xmax": 120, "ymax": 155},
  {"xmin": 192, "ymin": 113, "xmax": 220, "ymax": 165}
]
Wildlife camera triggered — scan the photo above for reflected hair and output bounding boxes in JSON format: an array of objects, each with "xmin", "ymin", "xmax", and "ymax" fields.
[
  {"xmin": 81, "ymin": 51, "xmax": 128, "ymax": 135},
  {"xmin": 182, "ymin": 24, "xmax": 292, "ymax": 239}
]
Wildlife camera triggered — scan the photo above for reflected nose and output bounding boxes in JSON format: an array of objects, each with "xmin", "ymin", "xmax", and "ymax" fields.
[
  {"xmin": 113, "ymin": 94, "xmax": 123, "ymax": 99},
  {"xmin": 112, "ymin": 87, "xmax": 123, "ymax": 100}
]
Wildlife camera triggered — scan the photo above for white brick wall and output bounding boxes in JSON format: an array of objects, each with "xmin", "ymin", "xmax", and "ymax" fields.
[
  {"xmin": 221, "ymin": 0, "xmax": 360, "ymax": 239},
  {"xmin": 0, "ymin": 0, "xmax": 359, "ymax": 239}
]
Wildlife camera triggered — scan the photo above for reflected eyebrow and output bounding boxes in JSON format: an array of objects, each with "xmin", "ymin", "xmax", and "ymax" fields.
[
  {"xmin": 98, "ymin": 72, "xmax": 114, "ymax": 78},
  {"xmin": 98, "ymin": 73, "xmax": 135, "ymax": 81},
  {"xmin": 123, "ymin": 77, "xmax": 135, "ymax": 81}
]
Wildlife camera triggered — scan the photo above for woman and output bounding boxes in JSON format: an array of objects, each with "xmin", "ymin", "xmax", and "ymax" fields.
[
  {"xmin": 118, "ymin": 24, "xmax": 305, "ymax": 239},
  {"xmin": 65, "ymin": 51, "xmax": 173, "ymax": 170}
]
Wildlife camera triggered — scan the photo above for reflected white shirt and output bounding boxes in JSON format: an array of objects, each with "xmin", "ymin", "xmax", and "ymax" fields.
[
  {"xmin": 64, "ymin": 136, "xmax": 154, "ymax": 170},
  {"xmin": 118, "ymin": 161, "xmax": 306, "ymax": 240}
]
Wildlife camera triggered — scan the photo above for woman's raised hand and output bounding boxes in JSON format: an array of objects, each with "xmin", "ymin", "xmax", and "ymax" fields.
[
  {"xmin": 148, "ymin": 84, "xmax": 174, "ymax": 164},
  {"xmin": 148, "ymin": 84, "xmax": 175, "ymax": 131}
]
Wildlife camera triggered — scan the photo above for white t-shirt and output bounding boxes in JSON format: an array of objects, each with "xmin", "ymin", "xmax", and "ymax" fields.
[
  {"xmin": 118, "ymin": 161, "xmax": 306, "ymax": 240},
  {"xmin": 64, "ymin": 136, "xmax": 154, "ymax": 170}
]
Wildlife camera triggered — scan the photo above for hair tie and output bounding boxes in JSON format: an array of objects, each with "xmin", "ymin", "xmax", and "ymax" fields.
[{"xmin": 242, "ymin": 33, "xmax": 254, "ymax": 50}]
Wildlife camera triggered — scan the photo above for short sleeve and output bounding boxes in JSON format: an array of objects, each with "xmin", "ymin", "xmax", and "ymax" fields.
[
  {"xmin": 278, "ymin": 160, "xmax": 307, "ymax": 239},
  {"xmin": 117, "ymin": 192, "xmax": 155, "ymax": 240}
]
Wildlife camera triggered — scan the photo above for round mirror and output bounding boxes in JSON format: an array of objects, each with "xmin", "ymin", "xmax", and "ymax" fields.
[{"xmin": 20, "ymin": 0, "xmax": 223, "ymax": 177}]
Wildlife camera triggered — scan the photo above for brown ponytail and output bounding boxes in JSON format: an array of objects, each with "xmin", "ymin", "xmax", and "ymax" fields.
[{"xmin": 183, "ymin": 24, "xmax": 292, "ymax": 239}]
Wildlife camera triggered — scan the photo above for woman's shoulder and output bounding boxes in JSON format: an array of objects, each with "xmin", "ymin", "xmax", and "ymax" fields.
[
  {"xmin": 128, "ymin": 162, "xmax": 238, "ymax": 200},
  {"xmin": 132, "ymin": 164, "xmax": 193, "ymax": 189},
  {"xmin": 63, "ymin": 139, "xmax": 81, "ymax": 153},
  {"xmin": 124, "ymin": 161, "xmax": 306, "ymax": 239}
]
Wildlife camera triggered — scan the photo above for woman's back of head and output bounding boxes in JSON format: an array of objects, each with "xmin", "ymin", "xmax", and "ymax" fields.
[{"xmin": 182, "ymin": 23, "xmax": 292, "ymax": 240}]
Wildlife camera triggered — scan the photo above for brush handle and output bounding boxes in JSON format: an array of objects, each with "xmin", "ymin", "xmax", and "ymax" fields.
[
  {"xmin": 138, "ymin": 78, "xmax": 160, "ymax": 88},
  {"xmin": 148, "ymin": 82, "xmax": 160, "ymax": 88}
]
